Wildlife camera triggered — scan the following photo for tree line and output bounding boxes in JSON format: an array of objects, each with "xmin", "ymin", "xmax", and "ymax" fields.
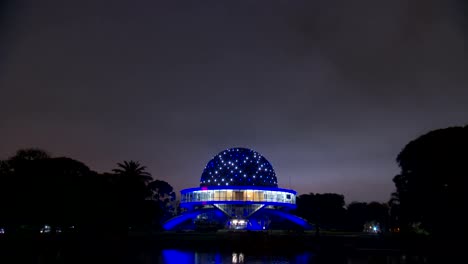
[
  {"xmin": 0, "ymin": 149, "xmax": 175, "ymax": 234},
  {"xmin": 1, "ymin": 124, "xmax": 466, "ymax": 237},
  {"xmin": 297, "ymin": 125, "xmax": 468, "ymax": 237},
  {"xmin": 295, "ymin": 193, "xmax": 389, "ymax": 234}
]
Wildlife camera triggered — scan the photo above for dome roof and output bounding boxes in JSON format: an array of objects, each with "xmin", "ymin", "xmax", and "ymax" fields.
[{"xmin": 200, "ymin": 148, "xmax": 278, "ymax": 187}]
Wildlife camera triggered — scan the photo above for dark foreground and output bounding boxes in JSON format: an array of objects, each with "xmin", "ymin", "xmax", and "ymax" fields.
[{"xmin": 0, "ymin": 231, "xmax": 460, "ymax": 263}]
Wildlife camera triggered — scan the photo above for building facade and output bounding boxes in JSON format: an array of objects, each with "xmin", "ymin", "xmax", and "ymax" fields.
[{"xmin": 163, "ymin": 148, "xmax": 310, "ymax": 231}]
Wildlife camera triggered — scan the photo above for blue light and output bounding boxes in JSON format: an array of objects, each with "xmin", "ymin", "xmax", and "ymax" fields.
[
  {"xmin": 247, "ymin": 219, "xmax": 263, "ymax": 230},
  {"xmin": 200, "ymin": 148, "xmax": 278, "ymax": 187},
  {"xmin": 181, "ymin": 186, "xmax": 297, "ymax": 195},
  {"xmin": 164, "ymin": 147, "xmax": 302, "ymax": 232},
  {"xmin": 265, "ymin": 209, "xmax": 313, "ymax": 230},
  {"xmin": 180, "ymin": 200, "xmax": 297, "ymax": 209},
  {"xmin": 161, "ymin": 250, "xmax": 193, "ymax": 264},
  {"xmin": 163, "ymin": 208, "xmax": 219, "ymax": 230},
  {"xmin": 162, "ymin": 211, "xmax": 199, "ymax": 230}
]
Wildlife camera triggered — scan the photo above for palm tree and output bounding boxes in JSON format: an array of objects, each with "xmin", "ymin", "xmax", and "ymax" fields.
[
  {"xmin": 112, "ymin": 160, "xmax": 152, "ymax": 183},
  {"xmin": 112, "ymin": 161, "xmax": 153, "ymax": 229},
  {"xmin": 112, "ymin": 160, "xmax": 153, "ymax": 203}
]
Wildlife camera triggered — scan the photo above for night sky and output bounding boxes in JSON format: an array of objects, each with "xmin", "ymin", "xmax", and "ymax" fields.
[{"xmin": 1, "ymin": 0, "xmax": 467, "ymax": 203}]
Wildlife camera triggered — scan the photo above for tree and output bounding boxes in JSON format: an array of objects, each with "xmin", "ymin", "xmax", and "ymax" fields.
[
  {"xmin": 148, "ymin": 180, "xmax": 175, "ymax": 201},
  {"xmin": 9, "ymin": 148, "xmax": 50, "ymax": 162},
  {"xmin": 388, "ymin": 191, "xmax": 401, "ymax": 231},
  {"xmin": 112, "ymin": 160, "xmax": 153, "ymax": 229},
  {"xmin": 296, "ymin": 193, "xmax": 346, "ymax": 235},
  {"xmin": 392, "ymin": 125, "xmax": 468, "ymax": 237},
  {"xmin": 0, "ymin": 148, "xmax": 52, "ymax": 229},
  {"xmin": 0, "ymin": 149, "xmax": 177, "ymax": 234},
  {"xmin": 112, "ymin": 160, "xmax": 152, "ymax": 182},
  {"xmin": 0, "ymin": 149, "xmax": 99, "ymax": 231},
  {"xmin": 112, "ymin": 160, "xmax": 151, "ymax": 179},
  {"xmin": 0, "ymin": 160, "xmax": 10, "ymax": 175},
  {"xmin": 346, "ymin": 202, "xmax": 368, "ymax": 231},
  {"xmin": 366, "ymin": 202, "xmax": 389, "ymax": 232},
  {"xmin": 346, "ymin": 202, "xmax": 389, "ymax": 232},
  {"xmin": 43, "ymin": 157, "xmax": 96, "ymax": 227},
  {"xmin": 148, "ymin": 180, "xmax": 176, "ymax": 222},
  {"xmin": 112, "ymin": 160, "xmax": 152, "ymax": 199}
]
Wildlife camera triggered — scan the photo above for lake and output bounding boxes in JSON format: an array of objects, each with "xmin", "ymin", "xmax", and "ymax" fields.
[
  {"xmin": 0, "ymin": 234, "xmax": 437, "ymax": 263},
  {"xmin": 132, "ymin": 249, "xmax": 429, "ymax": 264}
]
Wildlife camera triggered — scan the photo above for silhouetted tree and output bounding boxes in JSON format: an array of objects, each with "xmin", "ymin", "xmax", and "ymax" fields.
[
  {"xmin": 0, "ymin": 150, "xmax": 170, "ymax": 234},
  {"xmin": 148, "ymin": 180, "xmax": 176, "ymax": 222},
  {"xmin": 0, "ymin": 149, "xmax": 100, "ymax": 232},
  {"xmin": 388, "ymin": 191, "xmax": 401, "ymax": 231},
  {"xmin": 346, "ymin": 202, "xmax": 368, "ymax": 231},
  {"xmin": 9, "ymin": 148, "xmax": 50, "ymax": 163},
  {"xmin": 366, "ymin": 202, "xmax": 389, "ymax": 231},
  {"xmin": 0, "ymin": 160, "xmax": 10, "ymax": 174},
  {"xmin": 392, "ymin": 125, "xmax": 468, "ymax": 237},
  {"xmin": 346, "ymin": 202, "xmax": 390, "ymax": 232},
  {"xmin": 112, "ymin": 160, "xmax": 153, "ymax": 229},
  {"xmin": 112, "ymin": 161, "xmax": 152, "ymax": 183},
  {"xmin": 296, "ymin": 193, "xmax": 346, "ymax": 235},
  {"xmin": 0, "ymin": 149, "xmax": 52, "ymax": 230}
]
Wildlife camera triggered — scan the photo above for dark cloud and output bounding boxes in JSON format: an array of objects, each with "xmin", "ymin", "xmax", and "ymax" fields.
[{"xmin": 1, "ymin": 0, "xmax": 467, "ymax": 202}]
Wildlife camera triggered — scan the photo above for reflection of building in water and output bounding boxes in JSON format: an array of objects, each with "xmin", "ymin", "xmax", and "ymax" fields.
[
  {"xmin": 232, "ymin": 252, "xmax": 244, "ymax": 263},
  {"xmin": 161, "ymin": 249, "xmax": 314, "ymax": 263},
  {"xmin": 163, "ymin": 148, "xmax": 311, "ymax": 231}
]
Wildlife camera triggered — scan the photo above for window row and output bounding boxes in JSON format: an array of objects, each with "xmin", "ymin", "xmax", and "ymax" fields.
[{"xmin": 181, "ymin": 189, "xmax": 296, "ymax": 204}]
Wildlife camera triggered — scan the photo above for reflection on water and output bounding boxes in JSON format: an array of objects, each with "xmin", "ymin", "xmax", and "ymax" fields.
[
  {"xmin": 0, "ymin": 245, "xmax": 431, "ymax": 264},
  {"xmin": 232, "ymin": 252, "xmax": 244, "ymax": 263},
  {"xmin": 158, "ymin": 249, "xmax": 429, "ymax": 264},
  {"xmin": 160, "ymin": 249, "xmax": 313, "ymax": 264}
]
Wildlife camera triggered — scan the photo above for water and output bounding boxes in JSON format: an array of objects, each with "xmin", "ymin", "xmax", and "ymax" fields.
[
  {"xmin": 0, "ymin": 238, "xmax": 432, "ymax": 264},
  {"xmin": 0, "ymin": 246, "xmax": 432, "ymax": 263},
  {"xmin": 139, "ymin": 249, "xmax": 430, "ymax": 264},
  {"xmin": 158, "ymin": 250, "xmax": 310, "ymax": 263}
]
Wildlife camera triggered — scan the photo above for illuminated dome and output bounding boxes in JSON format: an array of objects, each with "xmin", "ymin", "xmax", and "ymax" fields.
[
  {"xmin": 200, "ymin": 148, "xmax": 278, "ymax": 187},
  {"xmin": 162, "ymin": 147, "xmax": 310, "ymax": 231}
]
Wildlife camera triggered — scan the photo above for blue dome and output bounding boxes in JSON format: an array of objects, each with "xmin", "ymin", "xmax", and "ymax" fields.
[{"xmin": 200, "ymin": 148, "xmax": 278, "ymax": 187}]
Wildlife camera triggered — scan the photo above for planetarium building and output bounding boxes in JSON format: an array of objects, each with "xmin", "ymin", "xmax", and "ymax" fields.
[{"xmin": 163, "ymin": 148, "xmax": 310, "ymax": 231}]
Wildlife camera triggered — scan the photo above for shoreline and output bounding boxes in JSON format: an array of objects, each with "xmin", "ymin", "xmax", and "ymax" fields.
[{"xmin": 0, "ymin": 231, "xmax": 437, "ymax": 254}]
